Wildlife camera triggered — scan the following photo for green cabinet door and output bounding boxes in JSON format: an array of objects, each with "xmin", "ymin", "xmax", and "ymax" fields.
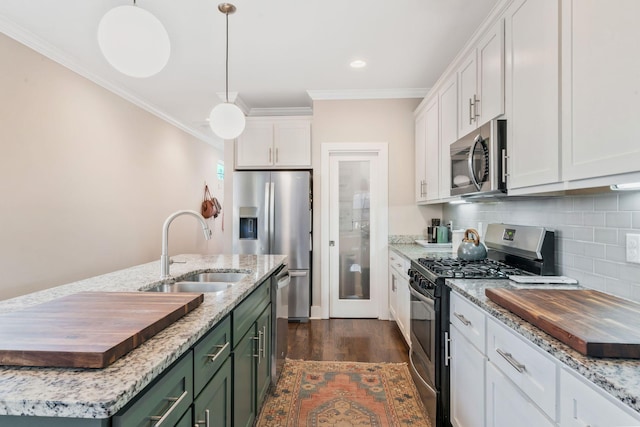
[
  {"xmin": 176, "ymin": 407, "xmax": 193, "ymax": 427},
  {"xmin": 195, "ymin": 357, "xmax": 232, "ymax": 427},
  {"xmin": 233, "ymin": 326, "xmax": 257, "ymax": 427},
  {"xmin": 256, "ymin": 304, "xmax": 272, "ymax": 408}
]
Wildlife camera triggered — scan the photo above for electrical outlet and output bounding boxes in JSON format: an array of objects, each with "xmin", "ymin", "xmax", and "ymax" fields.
[{"xmin": 626, "ymin": 234, "xmax": 640, "ymax": 263}]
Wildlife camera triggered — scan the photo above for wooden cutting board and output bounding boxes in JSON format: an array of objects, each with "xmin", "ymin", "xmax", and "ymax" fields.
[
  {"xmin": 485, "ymin": 288, "xmax": 640, "ymax": 358},
  {"xmin": 0, "ymin": 291, "xmax": 203, "ymax": 368}
]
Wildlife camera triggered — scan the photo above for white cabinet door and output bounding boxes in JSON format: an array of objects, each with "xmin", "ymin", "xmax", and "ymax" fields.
[
  {"xmin": 236, "ymin": 117, "xmax": 311, "ymax": 169},
  {"xmin": 450, "ymin": 325, "xmax": 486, "ymax": 427},
  {"xmin": 439, "ymin": 76, "xmax": 457, "ymax": 199},
  {"xmin": 560, "ymin": 368, "xmax": 640, "ymax": 427},
  {"xmin": 477, "ymin": 19, "xmax": 505, "ymax": 125},
  {"xmin": 425, "ymin": 97, "xmax": 440, "ymax": 201},
  {"xmin": 458, "ymin": 50, "xmax": 478, "ymax": 138},
  {"xmin": 396, "ymin": 273, "xmax": 411, "ymax": 345},
  {"xmin": 561, "ymin": 0, "xmax": 640, "ymax": 181},
  {"xmin": 273, "ymin": 120, "xmax": 311, "ymax": 167},
  {"xmin": 415, "ymin": 109, "xmax": 428, "ymax": 203},
  {"xmin": 236, "ymin": 122, "xmax": 274, "ymax": 167},
  {"xmin": 505, "ymin": 0, "xmax": 560, "ymax": 189},
  {"xmin": 486, "ymin": 362, "xmax": 555, "ymax": 427}
]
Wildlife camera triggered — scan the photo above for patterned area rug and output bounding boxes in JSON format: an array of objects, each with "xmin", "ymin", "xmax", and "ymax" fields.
[{"xmin": 256, "ymin": 359, "xmax": 431, "ymax": 427}]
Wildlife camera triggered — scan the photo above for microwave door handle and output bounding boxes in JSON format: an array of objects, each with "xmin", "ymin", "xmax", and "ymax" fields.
[{"xmin": 467, "ymin": 135, "xmax": 482, "ymax": 191}]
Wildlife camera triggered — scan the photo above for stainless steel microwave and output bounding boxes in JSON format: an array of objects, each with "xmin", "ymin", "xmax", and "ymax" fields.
[{"xmin": 450, "ymin": 119, "xmax": 507, "ymax": 197}]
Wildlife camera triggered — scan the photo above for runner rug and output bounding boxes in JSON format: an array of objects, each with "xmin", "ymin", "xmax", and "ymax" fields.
[{"xmin": 256, "ymin": 359, "xmax": 431, "ymax": 427}]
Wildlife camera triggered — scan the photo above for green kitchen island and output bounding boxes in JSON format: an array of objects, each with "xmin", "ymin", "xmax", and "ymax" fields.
[{"xmin": 0, "ymin": 253, "xmax": 286, "ymax": 427}]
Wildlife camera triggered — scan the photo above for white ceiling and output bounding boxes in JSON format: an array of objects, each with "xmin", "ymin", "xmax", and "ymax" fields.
[{"xmin": 0, "ymin": 0, "xmax": 499, "ymax": 146}]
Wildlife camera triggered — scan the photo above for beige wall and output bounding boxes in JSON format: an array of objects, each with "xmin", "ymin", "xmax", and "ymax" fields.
[
  {"xmin": 0, "ymin": 34, "xmax": 224, "ymax": 301},
  {"xmin": 310, "ymin": 99, "xmax": 441, "ymax": 313}
]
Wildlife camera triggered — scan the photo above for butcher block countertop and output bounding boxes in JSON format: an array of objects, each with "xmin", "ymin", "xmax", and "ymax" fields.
[
  {"xmin": 447, "ymin": 278, "xmax": 640, "ymax": 415},
  {"xmin": 0, "ymin": 253, "xmax": 286, "ymax": 419}
]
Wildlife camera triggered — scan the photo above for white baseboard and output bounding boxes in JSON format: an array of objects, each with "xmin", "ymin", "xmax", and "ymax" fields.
[{"xmin": 310, "ymin": 305, "xmax": 324, "ymax": 319}]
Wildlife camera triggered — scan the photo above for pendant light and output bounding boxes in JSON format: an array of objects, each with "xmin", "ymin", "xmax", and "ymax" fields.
[
  {"xmin": 208, "ymin": 3, "xmax": 246, "ymax": 140},
  {"xmin": 97, "ymin": 0, "xmax": 171, "ymax": 78}
]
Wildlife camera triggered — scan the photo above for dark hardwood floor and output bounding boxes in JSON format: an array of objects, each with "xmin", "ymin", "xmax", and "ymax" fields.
[{"xmin": 288, "ymin": 318, "xmax": 409, "ymax": 363}]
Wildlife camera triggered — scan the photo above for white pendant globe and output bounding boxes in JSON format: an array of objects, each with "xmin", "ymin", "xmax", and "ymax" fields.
[
  {"xmin": 97, "ymin": 5, "xmax": 170, "ymax": 78},
  {"xmin": 209, "ymin": 103, "xmax": 246, "ymax": 140}
]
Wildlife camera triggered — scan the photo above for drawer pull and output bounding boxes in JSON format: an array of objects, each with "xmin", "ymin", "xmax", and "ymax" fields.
[
  {"xmin": 195, "ymin": 409, "xmax": 211, "ymax": 427},
  {"xmin": 454, "ymin": 312, "xmax": 472, "ymax": 326},
  {"xmin": 148, "ymin": 389, "xmax": 188, "ymax": 426},
  {"xmin": 205, "ymin": 341, "xmax": 229, "ymax": 364},
  {"xmin": 253, "ymin": 333, "xmax": 261, "ymax": 359},
  {"xmin": 496, "ymin": 348, "xmax": 526, "ymax": 373}
]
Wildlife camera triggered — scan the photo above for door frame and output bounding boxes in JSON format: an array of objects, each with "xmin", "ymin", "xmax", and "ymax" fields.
[{"xmin": 320, "ymin": 142, "xmax": 389, "ymax": 319}]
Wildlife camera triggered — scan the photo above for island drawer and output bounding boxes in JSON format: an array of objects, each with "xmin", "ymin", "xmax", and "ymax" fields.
[
  {"xmin": 233, "ymin": 279, "xmax": 271, "ymax": 348},
  {"xmin": 193, "ymin": 315, "xmax": 231, "ymax": 396},
  {"xmin": 113, "ymin": 353, "xmax": 193, "ymax": 427}
]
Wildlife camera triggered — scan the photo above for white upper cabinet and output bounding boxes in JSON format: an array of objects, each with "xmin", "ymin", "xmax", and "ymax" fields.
[
  {"xmin": 415, "ymin": 97, "xmax": 440, "ymax": 203},
  {"xmin": 458, "ymin": 19, "xmax": 505, "ymax": 138},
  {"xmin": 504, "ymin": 0, "xmax": 560, "ymax": 189},
  {"xmin": 561, "ymin": 0, "xmax": 640, "ymax": 182},
  {"xmin": 439, "ymin": 75, "xmax": 457, "ymax": 199},
  {"xmin": 236, "ymin": 117, "xmax": 311, "ymax": 169}
]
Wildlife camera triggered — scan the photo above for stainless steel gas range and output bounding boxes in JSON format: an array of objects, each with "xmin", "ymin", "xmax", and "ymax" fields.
[{"xmin": 408, "ymin": 223, "xmax": 555, "ymax": 427}]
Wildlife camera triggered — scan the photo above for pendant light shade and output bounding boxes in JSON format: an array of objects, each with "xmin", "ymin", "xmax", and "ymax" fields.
[
  {"xmin": 209, "ymin": 102, "xmax": 246, "ymax": 140},
  {"xmin": 209, "ymin": 3, "xmax": 245, "ymax": 140},
  {"xmin": 98, "ymin": 5, "xmax": 170, "ymax": 78}
]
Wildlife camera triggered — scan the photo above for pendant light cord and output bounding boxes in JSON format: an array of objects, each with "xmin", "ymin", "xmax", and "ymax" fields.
[{"xmin": 225, "ymin": 11, "xmax": 229, "ymax": 103}]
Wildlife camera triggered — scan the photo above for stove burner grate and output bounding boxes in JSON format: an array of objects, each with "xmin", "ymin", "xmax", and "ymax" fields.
[{"xmin": 416, "ymin": 257, "xmax": 531, "ymax": 279}]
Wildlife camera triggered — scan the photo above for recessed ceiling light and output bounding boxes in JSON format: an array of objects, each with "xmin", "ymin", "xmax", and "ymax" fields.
[{"xmin": 350, "ymin": 60, "xmax": 367, "ymax": 68}]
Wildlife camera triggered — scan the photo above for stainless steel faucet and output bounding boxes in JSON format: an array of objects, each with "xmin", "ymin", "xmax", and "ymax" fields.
[{"xmin": 160, "ymin": 210, "xmax": 212, "ymax": 279}]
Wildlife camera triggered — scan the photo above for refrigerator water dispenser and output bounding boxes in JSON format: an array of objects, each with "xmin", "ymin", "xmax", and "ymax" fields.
[{"xmin": 239, "ymin": 207, "xmax": 258, "ymax": 240}]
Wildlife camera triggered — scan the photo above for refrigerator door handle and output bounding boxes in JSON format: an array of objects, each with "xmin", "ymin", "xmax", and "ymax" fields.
[
  {"xmin": 269, "ymin": 181, "xmax": 275, "ymax": 252},
  {"xmin": 264, "ymin": 181, "xmax": 270, "ymax": 250}
]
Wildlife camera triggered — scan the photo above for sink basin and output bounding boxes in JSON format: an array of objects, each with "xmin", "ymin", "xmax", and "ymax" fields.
[
  {"xmin": 180, "ymin": 271, "xmax": 248, "ymax": 283},
  {"xmin": 146, "ymin": 282, "xmax": 232, "ymax": 293}
]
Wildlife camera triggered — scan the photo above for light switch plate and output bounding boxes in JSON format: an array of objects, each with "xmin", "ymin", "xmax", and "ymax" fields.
[{"xmin": 626, "ymin": 233, "xmax": 640, "ymax": 263}]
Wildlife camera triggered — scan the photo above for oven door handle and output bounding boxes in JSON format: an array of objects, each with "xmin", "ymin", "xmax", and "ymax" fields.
[{"xmin": 409, "ymin": 285, "xmax": 435, "ymax": 306}]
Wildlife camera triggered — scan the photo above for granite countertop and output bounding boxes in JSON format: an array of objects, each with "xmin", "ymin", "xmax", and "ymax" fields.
[
  {"xmin": 390, "ymin": 242, "xmax": 640, "ymax": 414},
  {"xmin": 0, "ymin": 253, "xmax": 286, "ymax": 419},
  {"xmin": 447, "ymin": 278, "xmax": 640, "ymax": 415}
]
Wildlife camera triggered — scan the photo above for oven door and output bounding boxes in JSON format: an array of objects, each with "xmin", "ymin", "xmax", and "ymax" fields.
[{"xmin": 409, "ymin": 284, "xmax": 437, "ymax": 393}]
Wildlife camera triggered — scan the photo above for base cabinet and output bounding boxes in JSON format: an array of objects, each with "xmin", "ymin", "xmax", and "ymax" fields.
[
  {"xmin": 388, "ymin": 252, "xmax": 410, "ymax": 344},
  {"xmin": 450, "ymin": 326, "xmax": 486, "ymax": 427},
  {"xmin": 194, "ymin": 357, "xmax": 232, "ymax": 427},
  {"xmin": 486, "ymin": 362, "xmax": 554, "ymax": 427}
]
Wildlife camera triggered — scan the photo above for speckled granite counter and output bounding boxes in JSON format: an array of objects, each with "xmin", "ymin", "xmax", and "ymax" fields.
[
  {"xmin": 0, "ymin": 253, "xmax": 286, "ymax": 419},
  {"xmin": 389, "ymin": 243, "xmax": 455, "ymax": 260},
  {"xmin": 447, "ymin": 278, "xmax": 640, "ymax": 414}
]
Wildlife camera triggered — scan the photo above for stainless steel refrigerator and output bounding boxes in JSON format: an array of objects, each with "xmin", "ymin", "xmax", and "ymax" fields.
[{"xmin": 233, "ymin": 171, "xmax": 312, "ymax": 321}]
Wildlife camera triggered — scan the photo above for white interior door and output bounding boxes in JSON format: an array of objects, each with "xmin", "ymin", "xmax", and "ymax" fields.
[{"xmin": 326, "ymin": 146, "xmax": 387, "ymax": 318}]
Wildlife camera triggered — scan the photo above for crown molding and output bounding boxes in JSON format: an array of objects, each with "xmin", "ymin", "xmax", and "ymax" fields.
[
  {"xmin": 0, "ymin": 15, "xmax": 221, "ymax": 149},
  {"xmin": 248, "ymin": 107, "xmax": 313, "ymax": 117},
  {"xmin": 307, "ymin": 88, "xmax": 429, "ymax": 101}
]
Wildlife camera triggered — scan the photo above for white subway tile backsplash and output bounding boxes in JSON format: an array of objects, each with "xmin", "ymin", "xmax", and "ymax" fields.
[
  {"xmin": 444, "ymin": 191, "xmax": 640, "ymax": 302},
  {"xmin": 606, "ymin": 212, "xmax": 632, "ymax": 228},
  {"xmin": 594, "ymin": 193, "xmax": 618, "ymax": 210},
  {"xmin": 594, "ymin": 228, "xmax": 618, "ymax": 244}
]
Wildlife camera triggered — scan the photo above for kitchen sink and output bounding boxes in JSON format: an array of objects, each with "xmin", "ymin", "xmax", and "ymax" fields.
[
  {"xmin": 180, "ymin": 271, "xmax": 248, "ymax": 283},
  {"xmin": 146, "ymin": 282, "xmax": 232, "ymax": 293}
]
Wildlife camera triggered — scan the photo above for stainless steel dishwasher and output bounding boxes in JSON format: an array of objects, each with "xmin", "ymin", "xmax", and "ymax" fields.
[{"xmin": 271, "ymin": 264, "xmax": 290, "ymax": 385}]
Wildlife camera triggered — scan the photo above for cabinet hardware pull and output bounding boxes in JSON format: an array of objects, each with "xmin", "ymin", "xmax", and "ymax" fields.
[
  {"xmin": 501, "ymin": 149, "xmax": 508, "ymax": 182},
  {"xmin": 205, "ymin": 342, "xmax": 229, "ymax": 364},
  {"xmin": 454, "ymin": 312, "xmax": 472, "ymax": 326},
  {"xmin": 496, "ymin": 348, "xmax": 526, "ymax": 373},
  {"xmin": 261, "ymin": 325, "xmax": 267, "ymax": 359},
  {"xmin": 269, "ymin": 148, "xmax": 272, "ymax": 163},
  {"xmin": 444, "ymin": 331, "xmax": 451, "ymax": 367},
  {"xmin": 469, "ymin": 98, "xmax": 474, "ymax": 124},
  {"xmin": 252, "ymin": 334, "xmax": 261, "ymax": 359},
  {"xmin": 473, "ymin": 94, "xmax": 480, "ymax": 120},
  {"xmin": 195, "ymin": 409, "xmax": 211, "ymax": 427},
  {"xmin": 275, "ymin": 148, "xmax": 279, "ymax": 163},
  {"xmin": 148, "ymin": 389, "xmax": 188, "ymax": 426}
]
